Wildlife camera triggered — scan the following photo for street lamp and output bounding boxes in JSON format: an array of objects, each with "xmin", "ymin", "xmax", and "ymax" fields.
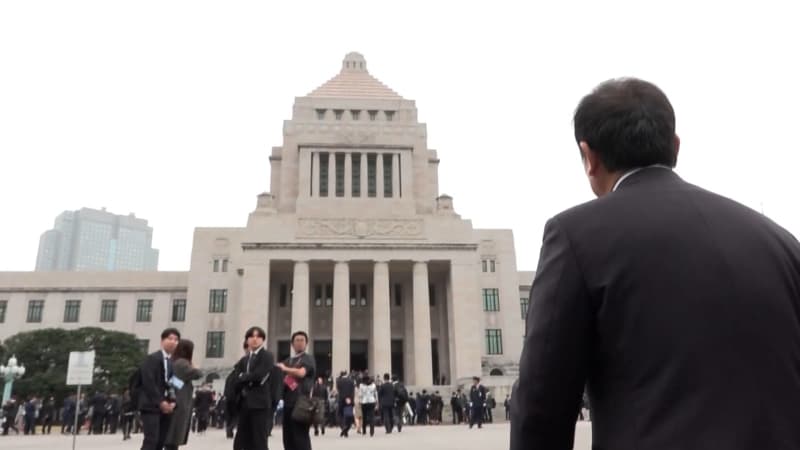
[{"xmin": 1, "ymin": 355, "xmax": 26, "ymax": 404}]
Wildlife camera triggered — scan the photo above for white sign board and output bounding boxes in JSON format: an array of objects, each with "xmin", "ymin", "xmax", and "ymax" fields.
[{"xmin": 66, "ymin": 351, "xmax": 95, "ymax": 386}]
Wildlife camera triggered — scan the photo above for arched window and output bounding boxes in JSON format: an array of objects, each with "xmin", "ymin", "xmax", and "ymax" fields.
[{"xmin": 490, "ymin": 368, "xmax": 504, "ymax": 376}]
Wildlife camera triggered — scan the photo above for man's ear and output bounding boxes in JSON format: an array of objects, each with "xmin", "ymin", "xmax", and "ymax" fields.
[{"xmin": 579, "ymin": 141, "xmax": 600, "ymax": 176}]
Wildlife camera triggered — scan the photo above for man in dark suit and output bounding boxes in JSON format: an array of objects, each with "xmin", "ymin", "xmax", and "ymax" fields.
[
  {"xmin": 378, "ymin": 373, "xmax": 396, "ymax": 433},
  {"xmin": 510, "ymin": 78, "xmax": 800, "ymax": 450},
  {"xmin": 233, "ymin": 326, "xmax": 277, "ymax": 450},
  {"xmin": 468, "ymin": 377, "xmax": 487, "ymax": 429},
  {"xmin": 90, "ymin": 391, "xmax": 107, "ymax": 434},
  {"xmin": 335, "ymin": 370, "xmax": 355, "ymax": 427},
  {"xmin": 137, "ymin": 328, "xmax": 180, "ymax": 450}
]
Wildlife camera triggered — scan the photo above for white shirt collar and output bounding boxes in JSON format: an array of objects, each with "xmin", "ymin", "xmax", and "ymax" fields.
[
  {"xmin": 612, "ymin": 164, "xmax": 672, "ymax": 192},
  {"xmin": 250, "ymin": 346, "xmax": 262, "ymax": 356},
  {"xmin": 161, "ymin": 349, "xmax": 170, "ymax": 359}
]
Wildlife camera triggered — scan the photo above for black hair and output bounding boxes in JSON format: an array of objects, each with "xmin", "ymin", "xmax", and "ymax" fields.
[
  {"xmin": 574, "ymin": 78, "xmax": 677, "ymax": 172},
  {"xmin": 161, "ymin": 328, "xmax": 181, "ymax": 340},
  {"xmin": 172, "ymin": 339, "xmax": 194, "ymax": 362},
  {"xmin": 245, "ymin": 326, "xmax": 266, "ymax": 340},
  {"xmin": 291, "ymin": 330, "xmax": 309, "ymax": 343},
  {"xmin": 383, "ymin": 373, "xmax": 390, "ymax": 381}
]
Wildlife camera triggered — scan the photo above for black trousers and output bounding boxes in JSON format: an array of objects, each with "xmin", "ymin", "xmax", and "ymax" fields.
[
  {"xmin": 381, "ymin": 406, "xmax": 394, "ymax": 433},
  {"xmin": 122, "ymin": 414, "xmax": 134, "ymax": 438},
  {"xmin": 469, "ymin": 405, "xmax": 483, "ymax": 428},
  {"xmin": 140, "ymin": 411, "xmax": 171, "ymax": 450},
  {"xmin": 236, "ymin": 408, "xmax": 269, "ymax": 450},
  {"xmin": 282, "ymin": 405, "xmax": 312, "ymax": 450},
  {"xmin": 393, "ymin": 404, "xmax": 404, "ymax": 431},
  {"xmin": 361, "ymin": 403, "xmax": 375, "ymax": 436},
  {"xmin": 43, "ymin": 416, "xmax": 53, "ymax": 434},
  {"xmin": 91, "ymin": 414, "xmax": 105, "ymax": 434}
]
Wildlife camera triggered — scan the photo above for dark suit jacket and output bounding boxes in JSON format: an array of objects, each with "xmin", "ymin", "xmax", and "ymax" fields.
[
  {"xmin": 511, "ymin": 168, "xmax": 800, "ymax": 450},
  {"xmin": 469, "ymin": 385, "xmax": 487, "ymax": 408},
  {"xmin": 137, "ymin": 350, "xmax": 171, "ymax": 413},
  {"xmin": 336, "ymin": 376, "xmax": 355, "ymax": 401},
  {"xmin": 235, "ymin": 348, "xmax": 277, "ymax": 410},
  {"xmin": 378, "ymin": 382, "xmax": 396, "ymax": 408}
]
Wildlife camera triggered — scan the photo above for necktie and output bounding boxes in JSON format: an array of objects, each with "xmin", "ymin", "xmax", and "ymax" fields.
[
  {"xmin": 246, "ymin": 352, "xmax": 253, "ymax": 373},
  {"xmin": 163, "ymin": 357, "xmax": 169, "ymax": 382}
]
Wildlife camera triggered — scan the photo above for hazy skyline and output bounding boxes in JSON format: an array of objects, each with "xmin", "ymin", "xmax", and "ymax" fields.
[{"xmin": 2, "ymin": 1, "xmax": 798, "ymax": 272}]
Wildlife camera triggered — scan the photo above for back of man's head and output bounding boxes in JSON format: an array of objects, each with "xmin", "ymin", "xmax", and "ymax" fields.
[{"xmin": 574, "ymin": 78, "xmax": 677, "ymax": 172}]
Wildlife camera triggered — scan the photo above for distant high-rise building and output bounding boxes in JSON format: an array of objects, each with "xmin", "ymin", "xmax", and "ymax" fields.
[{"xmin": 35, "ymin": 207, "xmax": 159, "ymax": 271}]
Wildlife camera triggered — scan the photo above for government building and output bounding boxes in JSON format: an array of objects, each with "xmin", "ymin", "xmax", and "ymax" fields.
[{"xmin": 0, "ymin": 53, "xmax": 534, "ymax": 388}]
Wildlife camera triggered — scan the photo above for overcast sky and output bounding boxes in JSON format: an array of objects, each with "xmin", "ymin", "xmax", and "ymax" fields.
[{"xmin": 1, "ymin": 1, "xmax": 798, "ymax": 272}]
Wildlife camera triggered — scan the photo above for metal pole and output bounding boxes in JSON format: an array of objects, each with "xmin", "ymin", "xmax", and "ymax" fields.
[{"xmin": 72, "ymin": 384, "xmax": 81, "ymax": 450}]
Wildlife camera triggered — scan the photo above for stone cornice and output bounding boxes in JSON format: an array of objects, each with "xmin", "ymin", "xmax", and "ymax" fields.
[{"xmin": 241, "ymin": 242, "xmax": 478, "ymax": 251}]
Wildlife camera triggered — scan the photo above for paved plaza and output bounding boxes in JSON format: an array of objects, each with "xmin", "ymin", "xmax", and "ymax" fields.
[{"xmin": 2, "ymin": 422, "xmax": 592, "ymax": 450}]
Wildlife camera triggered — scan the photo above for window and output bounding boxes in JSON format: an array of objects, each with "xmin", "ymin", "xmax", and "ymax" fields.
[
  {"xmin": 350, "ymin": 110, "xmax": 360, "ymax": 120},
  {"xmin": 486, "ymin": 329, "xmax": 503, "ymax": 355},
  {"xmin": 319, "ymin": 153, "xmax": 329, "ymax": 197},
  {"xmin": 100, "ymin": 300, "xmax": 117, "ymax": 322},
  {"xmin": 490, "ymin": 368, "xmax": 504, "ymax": 376},
  {"xmin": 352, "ymin": 154, "xmax": 361, "ymax": 197},
  {"xmin": 209, "ymin": 289, "xmax": 227, "ymax": 313},
  {"xmin": 136, "ymin": 299, "xmax": 153, "ymax": 322},
  {"xmin": 314, "ymin": 284, "xmax": 323, "ymax": 307},
  {"xmin": 367, "ymin": 154, "xmax": 377, "ymax": 197},
  {"xmin": 368, "ymin": 110, "xmax": 378, "ymax": 121},
  {"xmin": 213, "ymin": 259, "xmax": 219, "ymax": 272},
  {"xmin": 325, "ymin": 285, "xmax": 333, "ymax": 307},
  {"xmin": 27, "ymin": 300, "xmax": 44, "ymax": 323},
  {"xmin": 213, "ymin": 258, "xmax": 228, "ymax": 272},
  {"xmin": 429, "ymin": 284, "xmax": 436, "ymax": 306},
  {"xmin": 383, "ymin": 154, "xmax": 393, "ymax": 197},
  {"xmin": 172, "ymin": 299, "xmax": 187, "ymax": 322},
  {"xmin": 490, "ymin": 260, "xmax": 496, "ymax": 272},
  {"xmin": 279, "ymin": 284, "xmax": 288, "ymax": 307},
  {"xmin": 206, "ymin": 331, "xmax": 225, "ymax": 358},
  {"xmin": 349, "ymin": 284, "xmax": 357, "ymax": 306},
  {"xmin": 520, "ymin": 297, "xmax": 530, "ymax": 319},
  {"xmin": 333, "ymin": 109, "xmax": 343, "ymax": 120},
  {"xmin": 315, "ymin": 108, "xmax": 326, "ymax": 120},
  {"xmin": 483, "ymin": 288, "xmax": 500, "ymax": 311},
  {"xmin": 482, "ymin": 259, "xmax": 496, "ymax": 273},
  {"xmin": 222, "ymin": 259, "xmax": 229, "ymax": 273},
  {"xmin": 335, "ymin": 153, "xmax": 345, "ymax": 197},
  {"xmin": 137, "ymin": 339, "xmax": 149, "ymax": 354},
  {"xmin": 385, "ymin": 110, "xmax": 395, "ymax": 121},
  {"xmin": 393, "ymin": 284, "xmax": 402, "ymax": 307},
  {"xmin": 0, "ymin": 300, "xmax": 7, "ymax": 323}
]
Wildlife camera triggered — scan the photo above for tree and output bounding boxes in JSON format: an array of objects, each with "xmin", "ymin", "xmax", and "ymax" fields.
[{"xmin": 2, "ymin": 327, "xmax": 146, "ymax": 403}]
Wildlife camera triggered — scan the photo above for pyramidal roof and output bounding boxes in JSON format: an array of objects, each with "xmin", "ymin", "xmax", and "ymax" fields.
[{"xmin": 307, "ymin": 52, "xmax": 403, "ymax": 100}]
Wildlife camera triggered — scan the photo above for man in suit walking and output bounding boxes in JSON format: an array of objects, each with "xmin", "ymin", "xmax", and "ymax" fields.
[
  {"xmin": 138, "ymin": 328, "xmax": 180, "ymax": 450},
  {"xmin": 468, "ymin": 377, "xmax": 487, "ymax": 429},
  {"xmin": 378, "ymin": 373, "xmax": 396, "ymax": 434},
  {"xmin": 233, "ymin": 326, "xmax": 278, "ymax": 450},
  {"xmin": 510, "ymin": 78, "xmax": 800, "ymax": 450}
]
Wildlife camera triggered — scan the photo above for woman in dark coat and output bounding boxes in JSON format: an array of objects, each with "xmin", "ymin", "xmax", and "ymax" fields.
[{"xmin": 164, "ymin": 339, "xmax": 202, "ymax": 450}]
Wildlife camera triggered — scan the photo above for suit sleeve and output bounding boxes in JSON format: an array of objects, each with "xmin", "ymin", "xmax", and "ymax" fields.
[{"xmin": 510, "ymin": 217, "xmax": 592, "ymax": 450}]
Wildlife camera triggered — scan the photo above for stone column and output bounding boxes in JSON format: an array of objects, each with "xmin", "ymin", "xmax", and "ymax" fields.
[
  {"xmin": 412, "ymin": 261, "xmax": 433, "ymax": 385},
  {"xmin": 328, "ymin": 152, "xmax": 337, "ymax": 197},
  {"xmin": 332, "ymin": 261, "xmax": 350, "ymax": 374},
  {"xmin": 376, "ymin": 153, "xmax": 385, "ymax": 198},
  {"xmin": 238, "ymin": 257, "xmax": 270, "ymax": 362},
  {"xmin": 360, "ymin": 152, "xmax": 368, "ymax": 197},
  {"xmin": 448, "ymin": 259, "xmax": 483, "ymax": 382},
  {"xmin": 291, "ymin": 261, "xmax": 310, "ymax": 335},
  {"xmin": 311, "ymin": 152, "xmax": 320, "ymax": 197},
  {"xmin": 392, "ymin": 153, "xmax": 400, "ymax": 198},
  {"xmin": 344, "ymin": 152, "xmax": 352, "ymax": 198},
  {"xmin": 371, "ymin": 260, "xmax": 392, "ymax": 377}
]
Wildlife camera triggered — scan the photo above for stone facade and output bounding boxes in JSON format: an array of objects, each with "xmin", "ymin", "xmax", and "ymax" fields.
[{"xmin": 0, "ymin": 53, "xmax": 534, "ymax": 389}]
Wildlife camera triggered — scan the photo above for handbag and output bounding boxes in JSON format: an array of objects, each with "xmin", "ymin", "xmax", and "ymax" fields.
[{"xmin": 291, "ymin": 391, "xmax": 317, "ymax": 425}]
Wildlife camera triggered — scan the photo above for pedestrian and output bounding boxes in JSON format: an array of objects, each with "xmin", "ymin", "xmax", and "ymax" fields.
[
  {"xmin": 276, "ymin": 330, "xmax": 316, "ymax": 450},
  {"xmin": 23, "ymin": 396, "xmax": 37, "ymax": 435},
  {"xmin": 378, "ymin": 373, "xmax": 395, "ymax": 433},
  {"xmin": 41, "ymin": 396, "xmax": 55, "ymax": 434},
  {"xmin": 469, "ymin": 377, "xmax": 487, "ymax": 429},
  {"xmin": 232, "ymin": 327, "xmax": 279, "ymax": 450},
  {"xmin": 162, "ymin": 339, "xmax": 202, "ymax": 450},
  {"xmin": 358, "ymin": 375, "xmax": 377, "ymax": 437},
  {"xmin": 136, "ymin": 328, "xmax": 180, "ymax": 450},
  {"xmin": 339, "ymin": 397, "xmax": 354, "ymax": 437},
  {"xmin": 312, "ymin": 376, "xmax": 328, "ymax": 436},
  {"xmin": 121, "ymin": 390, "xmax": 135, "ymax": 441},
  {"xmin": 503, "ymin": 395, "xmax": 510, "ymax": 421}
]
